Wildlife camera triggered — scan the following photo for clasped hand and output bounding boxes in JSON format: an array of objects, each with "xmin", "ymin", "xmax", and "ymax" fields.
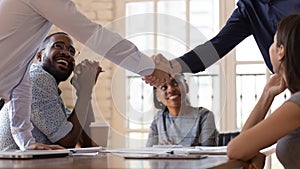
[{"xmin": 71, "ymin": 59, "xmax": 102, "ymax": 95}]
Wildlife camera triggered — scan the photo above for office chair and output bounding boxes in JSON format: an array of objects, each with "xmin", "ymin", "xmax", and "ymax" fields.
[
  {"xmin": 0, "ymin": 98, "xmax": 4, "ymax": 110},
  {"xmin": 218, "ymin": 131, "xmax": 240, "ymax": 146}
]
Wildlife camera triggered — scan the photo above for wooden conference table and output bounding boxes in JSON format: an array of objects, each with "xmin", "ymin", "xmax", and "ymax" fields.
[{"xmin": 0, "ymin": 152, "xmax": 249, "ymax": 169}]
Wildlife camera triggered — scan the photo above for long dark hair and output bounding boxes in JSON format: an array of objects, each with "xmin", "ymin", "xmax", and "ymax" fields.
[{"xmin": 276, "ymin": 14, "xmax": 300, "ymax": 93}]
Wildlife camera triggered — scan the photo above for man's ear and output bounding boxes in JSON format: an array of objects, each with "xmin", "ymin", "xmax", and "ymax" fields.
[
  {"xmin": 278, "ymin": 44, "xmax": 285, "ymax": 61},
  {"xmin": 155, "ymin": 91, "xmax": 161, "ymax": 102},
  {"xmin": 36, "ymin": 51, "xmax": 43, "ymax": 62}
]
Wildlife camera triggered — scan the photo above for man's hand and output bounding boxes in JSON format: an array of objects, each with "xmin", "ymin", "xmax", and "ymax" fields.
[
  {"xmin": 71, "ymin": 59, "xmax": 102, "ymax": 95},
  {"xmin": 26, "ymin": 143, "xmax": 65, "ymax": 150},
  {"xmin": 142, "ymin": 54, "xmax": 172, "ymax": 87},
  {"xmin": 95, "ymin": 66, "xmax": 103, "ymax": 82}
]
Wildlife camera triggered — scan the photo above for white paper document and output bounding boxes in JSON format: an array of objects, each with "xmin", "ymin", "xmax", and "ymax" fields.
[
  {"xmin": 103, "ymin": 147, "xmax": 173, "ymax": 154},
  {"xmin": 173, "ymin": 146, "xmax": 227, "ymax": 155},
  {"xmin": 68, "ymin": 147, "xmax": 103, "ymax": 153},
  {"xmin": 104, "ymin": 146, "xmax": 227, "ymax": 156}
]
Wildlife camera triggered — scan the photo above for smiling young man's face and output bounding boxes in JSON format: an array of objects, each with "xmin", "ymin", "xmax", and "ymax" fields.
[{"xmin": 38, "ymin": 34, "xmax": 76, "ymax": 83}]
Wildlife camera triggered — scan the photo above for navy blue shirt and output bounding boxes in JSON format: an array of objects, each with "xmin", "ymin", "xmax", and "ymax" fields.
[{"xmin": 178, "ymin": 0, "xmax": 300, "ymax": 73}]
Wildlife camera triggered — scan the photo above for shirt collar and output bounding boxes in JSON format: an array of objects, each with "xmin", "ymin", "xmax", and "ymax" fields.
[{"xmin": 58, "ymin": 88, "xmax": 62, "ymax": 95}]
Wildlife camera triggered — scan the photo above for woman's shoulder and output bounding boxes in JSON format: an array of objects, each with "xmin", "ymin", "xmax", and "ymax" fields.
[
  {"xmin": 196, "ymin": 107, "xmax": 211, "ymax": 113},
  {"xmin": 287, "ymin": 91, "xmax": 300, "ymax": 106},
  {"xmin": 194, "ymin": 107, "xmax": 214, "ymax": 117},
  {"xmin": 153, "ymin": 109, "xmax": 166, "ymax": 118}
]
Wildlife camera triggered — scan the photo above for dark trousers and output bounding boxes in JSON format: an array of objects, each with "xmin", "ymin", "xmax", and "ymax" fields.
[{"xmin": 0, "ymin": 98, "xmax": 4, "ymax": 110}]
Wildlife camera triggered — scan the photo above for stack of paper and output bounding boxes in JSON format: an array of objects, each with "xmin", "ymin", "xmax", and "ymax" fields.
[
  {"xmin": 68, "ymin": 146, "xmax": 103, "ymax": 156},
  {"xmin": 173, "ymin": 146, "xmax": 227, "ymax": 155},
  {"xmin": 103, "ymin": 147, "xmax": 173, "ymax": 154}
]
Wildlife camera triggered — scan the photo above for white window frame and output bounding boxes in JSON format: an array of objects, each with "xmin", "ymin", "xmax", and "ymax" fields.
[
  {"xmin": 113, "ymin": 0, "xmax": 271, "ymax": 136},
  {"xmin": 112, "ymin": 1, "xmax": 283, "ymax": 168},
  {"xmin": 114, "ymin": 0, "xmax": 239, "ymax": 142}
]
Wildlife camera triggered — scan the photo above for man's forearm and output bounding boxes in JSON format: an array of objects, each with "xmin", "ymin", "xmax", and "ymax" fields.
[{"xmin": 78, "ymin": 102, "xmax": 95, "ymax": 147}]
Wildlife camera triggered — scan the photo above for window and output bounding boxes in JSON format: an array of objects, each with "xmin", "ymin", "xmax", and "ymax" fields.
[
  {"xmin": 235, "ymin": 33, "xmax": 287, "ymax": 169},
  {"xmin": 124, "ymin": 0, "xmax": 220, "ymax": 148},
  {"xmin": 122, "ymin": 1, "xmax": 285, "ymax": 168}
]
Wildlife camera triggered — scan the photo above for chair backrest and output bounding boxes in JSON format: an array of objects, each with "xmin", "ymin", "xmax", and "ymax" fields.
[
  {"xmin": 218, "ymin": 131, "xmax": 240, "ymax": 146},
  {"xmin": 0, "ymin": 98, "xmax": 4, "ymax": 110}
]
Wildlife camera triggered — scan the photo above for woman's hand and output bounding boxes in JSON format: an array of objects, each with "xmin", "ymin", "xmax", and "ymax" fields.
[
  {"xmin": 264, "ymin": 74, "xmax": 287, "ymax": 98},
  {"xmin": 159, "ymin": 138, "xmax": 174, "ymax": 145},
  {"xmin": 247, "ymin": 153, "xmax": 266, "ymax": 169}
]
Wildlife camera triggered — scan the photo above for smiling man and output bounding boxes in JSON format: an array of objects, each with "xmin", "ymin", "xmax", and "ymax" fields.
[{"xmin": 0, "ymin": 32, "xmax": 101, "ymax": 150}]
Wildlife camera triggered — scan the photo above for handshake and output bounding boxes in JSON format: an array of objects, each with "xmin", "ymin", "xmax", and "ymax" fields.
[{"xmin": 142, "ymin": 54, "xmax": 182, "ymax": 87}]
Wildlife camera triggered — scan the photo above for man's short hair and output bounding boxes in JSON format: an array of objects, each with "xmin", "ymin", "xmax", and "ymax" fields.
[{"xmin": 40, "ymin": 32, "xmax": 69, "ymax": 50}]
